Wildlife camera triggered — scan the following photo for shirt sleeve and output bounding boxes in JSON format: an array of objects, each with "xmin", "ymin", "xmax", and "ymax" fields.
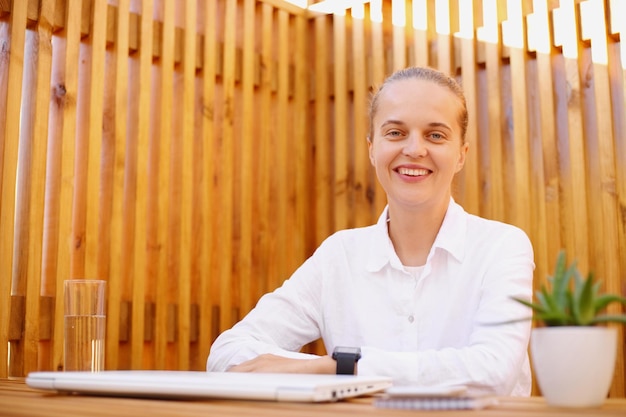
[
  {"xmin": 206, "ymin": 255, "xmax": 324, "ymax": 371},
  {"xmin": 358, "ymin": 226, "xmax": 534, "ymax": 397}
]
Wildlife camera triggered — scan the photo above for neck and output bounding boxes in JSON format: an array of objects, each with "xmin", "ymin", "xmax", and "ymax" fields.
[{"xmin": 387, "ymin": 197, "xmax": 450, "ymax": 266}]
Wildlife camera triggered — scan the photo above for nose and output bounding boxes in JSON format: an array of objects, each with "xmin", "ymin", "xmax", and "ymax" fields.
[{"xmin": 402, "ymin": 134, "xmax": 427, "ymax": 158}]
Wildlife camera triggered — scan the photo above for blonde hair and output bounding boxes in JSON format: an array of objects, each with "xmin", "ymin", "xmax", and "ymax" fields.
[{"xmin": 368, "ymin": 67, "xmax": 468, "ymax": 143}]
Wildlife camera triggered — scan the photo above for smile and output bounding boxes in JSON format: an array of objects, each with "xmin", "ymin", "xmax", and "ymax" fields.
[{"xmin": 397, "ymin": 167, "xmax": 430, "ymax": 177}]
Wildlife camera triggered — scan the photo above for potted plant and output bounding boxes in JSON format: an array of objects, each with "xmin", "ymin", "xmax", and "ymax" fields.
[{"xmin": 512, "ymin": 250, "xmax": 626, "ymax": 407}]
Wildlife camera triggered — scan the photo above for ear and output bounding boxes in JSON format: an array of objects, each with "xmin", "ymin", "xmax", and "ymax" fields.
[
  {"xmin": 454, "ymin": 142, "xmax": 469, "ymax": 173},
  {"xmin": 367, "ymin": 136, "xmax": 375, "ymax": 167}
]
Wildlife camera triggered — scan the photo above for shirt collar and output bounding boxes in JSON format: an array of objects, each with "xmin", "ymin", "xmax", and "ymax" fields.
[{"xmin": 365, "ymin": 198, "xmax": 467, "ymax": 272}]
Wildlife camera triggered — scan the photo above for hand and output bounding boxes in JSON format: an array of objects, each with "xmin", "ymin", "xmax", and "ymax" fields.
[{"xmin": 228, "ymin": 354, "xmax": 336, "ymax": 374}]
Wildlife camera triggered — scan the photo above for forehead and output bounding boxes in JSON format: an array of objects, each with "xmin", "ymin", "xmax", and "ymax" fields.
[{"xmin": 374, "ymin": 78, "xmax": 463, "ymax": 127}]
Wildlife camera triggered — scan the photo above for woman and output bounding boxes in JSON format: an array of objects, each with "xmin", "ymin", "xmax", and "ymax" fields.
[{"xmin": 207, "ymin": 66, "xmax": 534, "ymax": 396}]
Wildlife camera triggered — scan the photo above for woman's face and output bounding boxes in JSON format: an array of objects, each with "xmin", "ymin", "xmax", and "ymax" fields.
[{"xmin": 368, "ymin": 78, "xmax": 469, "ymax": 210}]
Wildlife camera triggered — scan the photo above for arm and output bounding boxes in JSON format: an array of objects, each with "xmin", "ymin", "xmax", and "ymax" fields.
[{"xmin": 206, "ymin": 255, "xmax": 324, "ymax": 372}]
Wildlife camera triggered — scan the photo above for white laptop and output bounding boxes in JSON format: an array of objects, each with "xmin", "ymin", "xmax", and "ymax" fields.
[{"xmin": 26, "ymin": 370, "xmax": 392, "ymax": 403}]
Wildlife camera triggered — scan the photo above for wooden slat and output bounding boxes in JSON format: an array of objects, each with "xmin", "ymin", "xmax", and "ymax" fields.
[
  {"xmin": 23, "ymin": 0, "xmax": 54, "ymax": 373},
  {"xmin": 103, "ymin": 0, "xmax": 130, "ymax": 371},
  {"xmin": 0, "ymin": 0, "xmax": 27, "ymax": 378},
  {"xmin": 154, "ymin": 0, "xmax": 178, "ymax": 369},
  {"xmin": 177, "ymin": 0, "xmax": 197, "ymax": 370},
  {"xmin": 333, "ymin": 12, "xmax": 349, "ymax": 230},
  {"xmin": 218, "ymin": 0, "xmax": 236, "ymax": 332},
  {"xmin": 259, "ymin": 4, "xmax": 275, "ymax": 295},
  {"xmin": 276, "ymin": 10, "xmax": 290, "ymax": 281},
  {"xmin": 502, "ymin": 0, "xmax": 531, "ymax": 233},
  {"xmin": 199, "ymin": 0, "xmax": 218, "ymax": 363},
  {"xmin": 453, "ymin": 0, "xmax": 480, "ymax": 216},
  {"xmin": 352, "ymin": 4, "xmax": 372, "ymax": 228},
  {"xmin": 83, "ymin": 0, "xmax": 108, "ymax": 280},
  {"xmin": 476, "ymin": 0, "xmax": 506, "ymax": 221},
  {"xmin": 579, "ymin": 0, "xmax": 624, "ymax": 396},
  {"xmin": 552, "ymin": 0, "xmax": 590, "ymax": 271},
  {"xmin": 369, "ymin": 0, "xmax": 387, "ymax": 216},
  {"xmin": 523, "ymin": 0, "xmax": 560, "ymax": 335},
  {"xmin": 293, "ymin": 13, "xmax": 311, "ymax": 270},
  {"xmin": 313, "ymin": 14, "xmax": 332, "ymax": 245},
  {"xmin": 239, "ymin": 0, "xmax": 255, "ymax": 316}
]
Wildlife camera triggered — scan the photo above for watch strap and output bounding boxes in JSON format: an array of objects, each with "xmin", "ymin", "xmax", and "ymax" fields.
[{"xmin": 333, "ymin": 351, "xmax": 359, "ymax": 375}]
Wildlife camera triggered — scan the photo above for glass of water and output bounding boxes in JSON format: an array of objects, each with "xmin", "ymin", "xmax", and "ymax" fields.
[{"xmin": 64, "ymin": 279, "xmax": 106, "ymax": 372}]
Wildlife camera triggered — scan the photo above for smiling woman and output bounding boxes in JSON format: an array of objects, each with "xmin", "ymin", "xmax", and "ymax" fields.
[{"xmin": 207, "ymin": 66, "xmax": 535, "ymax": 398}]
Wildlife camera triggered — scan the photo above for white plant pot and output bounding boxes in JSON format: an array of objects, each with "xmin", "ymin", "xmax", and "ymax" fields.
[{"xmin": 530, "ymin": 327, "xmax": 617, "ymax": 407}]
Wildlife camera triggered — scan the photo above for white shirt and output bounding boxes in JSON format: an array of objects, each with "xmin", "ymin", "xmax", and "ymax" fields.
[{"xmin": 207, "ymin": 199, "xmax": 534, "ymax": 396}]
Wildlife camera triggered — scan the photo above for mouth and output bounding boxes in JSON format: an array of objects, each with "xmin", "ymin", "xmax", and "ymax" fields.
[{"xmin": 396, "ymin": 167, "xmax": 430, "ymax": 177}]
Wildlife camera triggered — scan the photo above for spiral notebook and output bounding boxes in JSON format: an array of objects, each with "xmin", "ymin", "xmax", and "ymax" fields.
[
  {"xmin": 374, "ymin": 385, "xmax": 498, "ymax": 410},
  {"xmin": 26, "ymin": 370, "xmax": 392, "ymax": 403}
]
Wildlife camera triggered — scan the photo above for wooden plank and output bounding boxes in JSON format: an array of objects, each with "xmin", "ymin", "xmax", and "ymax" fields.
[
  {"xmin": 476, "ymin": 0, "xmax": 506, "ymax": 221},
  {"xmin": 276, "ymin": 10, "xmax": 290, "ymax": 281},
  {"xmin": 607, "ymin": 2, "xmax": 626, "ymax": 392},
  {"xmin": 103, "ymin": 0, "xmax": 130, "ymax": 371},
  {"xmin": 579, "ymin": 0, "xmax": 624, "ymax": 396},
  {"xmin": 0, "ymin": 18, "xmax": 9, "ymax": 379},
  {"xmin": 333, "ymin": 12, "xmax": 349, "ymax": 231},
  {"xmin": 351, "ymin": 4, "xmax": 372, "ymax": 227},
  {"xmin": 293, "ymin": 13, "xmax": 311, "ymax": 266},
  {"xmin": 453, "ymin": 0, "xmax": 480, "ymax": 216},
  {"xmin": 369, "ymin": 0, "xmax": 387, "ymax": 216},
  {"xmin": 23, "ymin": 0, "xmax": 55, "ymax": 373},
  {"xmin": 199, "ymin": 0, "xmax": 217, "ymax": 361},
  {"xmin": 177, "ymin": 0, "xmax": 197, "ymax": 370},
  {"xmin": 0, "ymin": 0, "xmax": 27, "ymax": 378},
  {"xmin": 84, "ymin": 0, "xmax": 108, "ymax": 280},
  {"xmin": 239, "ymin": 0, "xmax": 255, "ymax": 315},
  {"xmin": 313, "ymin": 14, "xmax": 332, "ymax": 245},
  {"xmin": 218, "ymin": 0, "xmax": 236, "ymax": 332},
  {"xmin": 11, "ymin": 19, "xmax": 37, "ymax": 377},
  {"xmin": 552, "ymin": 0, "xmax": 589, "ymax": 270},
  {"xmin": 524, "ymin": 0, "xmax": 561, "ymax": 328},
  {"xmin": 258, "ymin": 3, "xmax": 274, "ymax": 296},
  {"xmin": 502, "ymin": 0, "xmax": 531, "ymax": 233},
  {"xmin": 153, "ymin": 0, "xmax": 172, "ymax": 370}
]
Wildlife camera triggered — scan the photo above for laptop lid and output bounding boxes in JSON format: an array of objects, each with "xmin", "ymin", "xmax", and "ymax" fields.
[{"xmin": 26, "ymin": 370, "xmax": 392, "ymax": 403}]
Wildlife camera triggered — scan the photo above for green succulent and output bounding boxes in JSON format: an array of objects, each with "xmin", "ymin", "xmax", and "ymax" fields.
[{"xmin": 512, "ymin": 250, "xmax": 626, "ymax": 326}]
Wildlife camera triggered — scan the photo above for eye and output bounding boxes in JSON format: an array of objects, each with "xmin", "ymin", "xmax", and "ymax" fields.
[
  {"xmin": 384, "ymin": 129, "xmax": 405, "ymax": 140},
  {"xmin": 427, "ymin": 132, "xmax": 446, "ymax": 142}
]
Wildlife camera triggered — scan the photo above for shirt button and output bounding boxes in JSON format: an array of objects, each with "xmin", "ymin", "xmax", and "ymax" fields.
[{"xmin": 408, "ymin": 315, "xmax": 414, "ymax": 323}]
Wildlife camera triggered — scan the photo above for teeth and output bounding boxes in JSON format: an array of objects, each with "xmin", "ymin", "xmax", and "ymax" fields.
[{"xmin": 398, "ymin": 167, "xmax": 429, "ymax": 176}]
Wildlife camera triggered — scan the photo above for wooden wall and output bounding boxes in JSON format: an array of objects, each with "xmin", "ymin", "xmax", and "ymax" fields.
[{"xmin": 0, "ymin": 0, "xmax": 624, "ymax": 397}]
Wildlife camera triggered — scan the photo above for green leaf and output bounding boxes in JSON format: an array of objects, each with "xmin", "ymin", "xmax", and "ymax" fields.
[
  {"xmin": 574, "ymin": 272, "xmax": 596, "ymax": 325},
  {"xmin": 594, "ymin": 294, "xmax": 626, "ymax": 313}
]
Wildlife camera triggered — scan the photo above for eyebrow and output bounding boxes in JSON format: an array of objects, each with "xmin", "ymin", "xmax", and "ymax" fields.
[{"xmin": 380, "ymin": 120, "xmax": 453, "ymax": 132}]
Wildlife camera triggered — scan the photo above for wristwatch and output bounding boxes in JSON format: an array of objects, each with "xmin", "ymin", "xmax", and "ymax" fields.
[{"xmin": 332, "ymin": 346, "xmax": 361, "ymax": 375}]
